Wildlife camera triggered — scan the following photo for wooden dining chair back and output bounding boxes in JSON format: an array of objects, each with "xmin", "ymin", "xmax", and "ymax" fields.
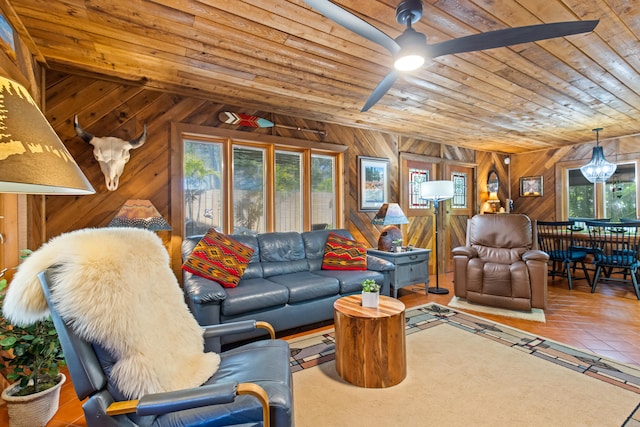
[
  {"xmin": 585, "ymin": 220, "xmax": 640, "ymax": 300},
  {"xmin": 536, "ymin": 220, "xmax": 591, "ymax": 290}
]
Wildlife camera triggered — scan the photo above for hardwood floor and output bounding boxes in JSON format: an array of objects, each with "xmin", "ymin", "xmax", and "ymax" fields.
[{"xmin": 2, "ymin": 272, "xmax": 639, "ymax": 427}]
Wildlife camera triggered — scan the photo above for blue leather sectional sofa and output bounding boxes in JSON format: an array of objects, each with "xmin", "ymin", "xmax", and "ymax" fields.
[{"xmin": 182, "ymin": 229, "xmax": 395, "ymax": 349}]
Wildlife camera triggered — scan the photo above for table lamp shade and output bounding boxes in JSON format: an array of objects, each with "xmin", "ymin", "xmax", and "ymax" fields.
[
  {"xmin": 372, "ymin": 203, "xmax": 409, "ymax": 226},
  {"xmin": 0, "ymin": 76, "xmax": 94, "ymax": 194},
  {"xmin": 420, "ymin": 180, "xmax": 455, "ymax": 201},
  {"xmin": 109, "ymin": 199, "xmax": 171, "ymax": 231}
]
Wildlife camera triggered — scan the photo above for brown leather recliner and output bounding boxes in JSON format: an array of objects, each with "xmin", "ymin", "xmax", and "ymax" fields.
[{"xmin": 452, "ymin": 214, "xmax": 549, "ymax": 310}]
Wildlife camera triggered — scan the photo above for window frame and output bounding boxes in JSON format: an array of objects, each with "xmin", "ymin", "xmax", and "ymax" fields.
[
  {"xmin": 556, "ymin": 157, "xmax": 640, "ymax": 221},
  {"xmin": 170, "ymin": 123, "xmax": 346, "ymax": 275}
]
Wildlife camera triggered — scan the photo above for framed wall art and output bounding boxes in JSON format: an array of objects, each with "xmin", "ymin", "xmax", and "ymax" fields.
[
  {"xmin": 520, "ymin": 176, "xmax": 543, "ymax": 197},
  {"xmin": 358, "ymin": 156, "xmax": 390, "ymax": 211}
]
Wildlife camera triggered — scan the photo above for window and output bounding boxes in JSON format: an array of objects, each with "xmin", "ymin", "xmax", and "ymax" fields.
[
  {"xmin": 564, "ymin": 161, "xmax": 638, "ymax": 222},
  {"xmin": 175, "ymin": 126, "xmax": 344, "ymax": 237},
  {"xmin": 233, "ymin": 146, "xmax": 266, "ymax": 234},
  {"xmin": 451, "ymin": 171, "xmax": 467, "ymax": 209},
  {"xmin": 184, "ymin": 140, "xmax": 223, "ymax": 236}
]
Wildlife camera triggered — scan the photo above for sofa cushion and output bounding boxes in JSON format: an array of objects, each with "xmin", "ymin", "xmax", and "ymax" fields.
[
  {"xmin": 322, "ymin": 232, "xmax": 367, "ymax": 270},
  {"xmin": 221, "ymin": 277, "xmax": 289, "ymax": 316},
  {"xmin": 313, "ymin": 270, "xmax": 384, "ymax": 294},
  {"xmin": 182, "ymin": 229, "xmax": 254, "ymax": 288},
  {"xmin": 259, "ymin": 232, "xmax": 310, "ymax": 277},
  {"xmin": 267, "ymin": 272, "xmax": 340, "ymax": 303}
]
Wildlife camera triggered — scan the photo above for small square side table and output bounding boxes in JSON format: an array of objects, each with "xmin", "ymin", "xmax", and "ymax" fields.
[{"xmin": 367, "ymin": 248, "xmax": 431, "ymax": 298}]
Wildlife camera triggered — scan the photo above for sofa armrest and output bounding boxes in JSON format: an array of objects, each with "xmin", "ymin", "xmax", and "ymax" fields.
[
  {"xmin": 202, "ymin": 320, "xmax": 275, "ymax": 340},
  {"xmin": 183, "ymin": 273, "xmax": 228, "ymax": 305},
  {"xmin": 452, "ymin": 246, "xmax": 477, "ymax": 258},
  {"xmin": 522, "ymin": 249, "xmax": 549, "ymax": 263},
  {"xmin": 366, "ymin": 255, "xmax": 396, "ymax": 271}
]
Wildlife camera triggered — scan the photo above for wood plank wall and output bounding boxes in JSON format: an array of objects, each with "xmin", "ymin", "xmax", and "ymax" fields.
[
  {"xmin": 41, "ymin": 70, "xmax": 640, "ymax": 275},
  {"xmin": 43, "ymin": 70, "xmax": 471, "ymax": 274}
]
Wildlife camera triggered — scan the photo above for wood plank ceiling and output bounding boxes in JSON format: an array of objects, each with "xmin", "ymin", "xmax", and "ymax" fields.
[{"xmin": 7, "ymin": 0, "xmax": 640, "ymax": 153}]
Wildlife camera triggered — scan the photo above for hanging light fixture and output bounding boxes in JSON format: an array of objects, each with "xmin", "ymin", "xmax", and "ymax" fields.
[{"xmin": 580, "ymin": 128, "xmax": 616, "ymax": 184}]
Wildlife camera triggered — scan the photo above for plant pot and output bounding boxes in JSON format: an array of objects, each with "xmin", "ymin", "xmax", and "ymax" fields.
[
  {"xmin": 1, "ymin": 373, "xmax": 66, "ymax": 427},
  {"xmin": 362, "ymin": 291, "xmax": 379, "ymax": 308}
]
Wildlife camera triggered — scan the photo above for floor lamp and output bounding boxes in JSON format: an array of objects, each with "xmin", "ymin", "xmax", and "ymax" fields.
[{"xmin": 420, "ymin": 180, "xmax": 455, "ymax": 294}]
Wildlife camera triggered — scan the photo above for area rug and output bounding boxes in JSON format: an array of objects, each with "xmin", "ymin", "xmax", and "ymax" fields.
[
  {"xmin": 448, "ymin": 295, "xmax": 546, "ymax": 322},
  {"xmin": 289, "ymin": 303, "xmax": 640, "ymax": 426}
]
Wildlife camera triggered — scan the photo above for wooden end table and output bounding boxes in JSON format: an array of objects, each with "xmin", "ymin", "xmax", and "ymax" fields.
[{"xmin": 333, "ymin": 295, "xmax": 406, "ymax": 388}]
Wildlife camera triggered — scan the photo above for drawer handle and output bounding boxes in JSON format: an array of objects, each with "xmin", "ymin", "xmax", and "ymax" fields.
[{"xmin": 409, "ymin": 255, "xmax": 419, "ymax": 260}]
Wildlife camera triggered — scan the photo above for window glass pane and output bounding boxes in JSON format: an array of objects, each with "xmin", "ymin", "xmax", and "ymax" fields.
[
  {"xmin": 568, "ymin": 168, "xmax": 595, "ymax": 219},
  {"xmin": 275, "ymin": 151, "xmax": 302, "ymax": 232},
  {"xmin": 311, "ymin": 154, "xmax": 336, "ymax": 230},
  {"xmin": 233, "ymin": 146, "xmax": 265, "ymax": 235},
  {"xmin": 183, "ymin": 140, "xmax": 223, "ymax": 236},
  {"xmin": 604, "ymin": 163, "xmax": 636, "ymax": 221},
  {"xmin": 451, "ymin": 172, "xmax": 467, "ymax": 208}
]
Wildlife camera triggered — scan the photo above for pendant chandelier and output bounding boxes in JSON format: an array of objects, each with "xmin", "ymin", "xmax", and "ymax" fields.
[{"xmin": 580, "ymin": 128, "xmax": 616, "ymax": 183}]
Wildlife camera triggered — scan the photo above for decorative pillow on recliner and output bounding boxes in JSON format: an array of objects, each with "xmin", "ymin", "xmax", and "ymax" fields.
[
  {"xmin": 182, "ymin": 229, "xmax": 254, "ymax": 288},
  {"xmin": 322, "ymin": 232, "xmax": 367, "ymax": 270}
]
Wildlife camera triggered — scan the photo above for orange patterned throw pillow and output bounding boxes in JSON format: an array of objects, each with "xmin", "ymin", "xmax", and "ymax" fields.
[
  {"xmin": 322, "ymin": 232, "xmax": 367, "ymax": 270},
  {"xmin": 182, "ymin": 229, "xmax": 254, "ymax": 288}
]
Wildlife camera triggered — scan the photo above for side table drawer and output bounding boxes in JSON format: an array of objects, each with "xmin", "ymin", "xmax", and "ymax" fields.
[
  {"xmin": 396, "ymin": 261, "xmax": 428, "ymax": 286},
  {"xmin": 394, "ymin": 252, "xmax": 429, "ymax": 266}
]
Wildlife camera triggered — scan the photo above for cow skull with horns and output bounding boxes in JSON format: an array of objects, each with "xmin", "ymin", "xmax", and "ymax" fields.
[{"xmin": 74, "ymin": 115, "xmax": 147, "ymax": 191}]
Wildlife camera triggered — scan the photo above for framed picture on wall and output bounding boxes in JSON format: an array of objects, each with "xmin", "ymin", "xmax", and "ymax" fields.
[
  {"xmin": 0, "ymin": 13, "xmax": 16, "ymax": 63},
  {"xmin": 520, "ymin": 176, "xmax": 543, "ymax": 197},
  {"xmin": 358, "ymin": 156, "xmax": 390, "ymax": 211}
]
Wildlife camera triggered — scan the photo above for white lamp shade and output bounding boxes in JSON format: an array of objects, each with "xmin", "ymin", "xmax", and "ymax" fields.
[{"xmin": 420, "ymin": 180, "xmax": 455, "ymax": 201}]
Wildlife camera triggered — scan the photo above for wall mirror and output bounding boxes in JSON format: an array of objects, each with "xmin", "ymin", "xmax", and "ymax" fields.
[{"xmin": 488, "ymin": 170, "xmax": 499, "ymax": 194}]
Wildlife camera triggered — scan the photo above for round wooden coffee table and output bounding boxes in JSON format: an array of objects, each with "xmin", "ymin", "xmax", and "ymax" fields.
[{"xmin": 333, "ymin": 294, "xmax": 406, "ymax": 388}]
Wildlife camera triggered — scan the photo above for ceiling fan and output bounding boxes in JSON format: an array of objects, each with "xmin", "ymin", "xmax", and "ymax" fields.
[{"xmin": 303, "ymin": 0, "xmax": 599, "ymax": 112}]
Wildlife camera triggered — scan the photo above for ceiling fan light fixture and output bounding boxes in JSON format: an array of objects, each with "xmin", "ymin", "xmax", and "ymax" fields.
[
  {"xmin": 393, "ymin": 28, "xmax": 427, "ymax": 71},
  {"xmin": 580, "ymin": 128, "xmax": 616, "ymax": 183}
]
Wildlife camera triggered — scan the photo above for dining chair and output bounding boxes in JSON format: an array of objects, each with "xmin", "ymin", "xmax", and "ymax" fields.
[
  {"xmin": 585, "ymin": 220, "xmax": 640, "ymax": 300},
  {"xmin": 536, "ymin": 220, "xmax": 591, "ymax": 290}
]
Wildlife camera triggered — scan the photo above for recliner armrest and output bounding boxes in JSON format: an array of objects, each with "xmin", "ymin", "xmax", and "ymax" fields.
[
  {"xmin": 202, "ymin": 320, "xmax": 275, "ymax": 340},
  {"xmin": 523, "ymin": 249, "xmax": 549, "ymax": 262},
  {"xmin": 452, "ymin": 246, "xmax": 477, "ymax": 258},
  {"xmin": 366, "ymin": 254, "xmax": 396, "ymax": 271}
]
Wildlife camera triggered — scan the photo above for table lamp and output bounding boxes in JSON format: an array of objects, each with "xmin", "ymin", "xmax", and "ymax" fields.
[
  {"xmin": 420, "ymin": 180, "xmax": 454, "ymax": 294},
  {"xmin": 372, "ymin": 203, "xmax": 409, "ymax": 251},
  {"xmin": 108, "ymin": 199, "xmax": 171, "ymax": 231}
]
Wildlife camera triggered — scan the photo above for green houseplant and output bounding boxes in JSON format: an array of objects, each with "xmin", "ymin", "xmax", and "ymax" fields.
[
  {"xmin": 0, "ymin": 274, "xmax": 67, "ymax": 427},
  {"xmin": 361, "ymin": 279, "xmax": 380, "ymax": 308}
]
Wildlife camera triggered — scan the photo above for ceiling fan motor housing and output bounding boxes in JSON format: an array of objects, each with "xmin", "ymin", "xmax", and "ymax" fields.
[{"xmin": 396, "ymin": 0, "xmax": 423, "ymax": 25}]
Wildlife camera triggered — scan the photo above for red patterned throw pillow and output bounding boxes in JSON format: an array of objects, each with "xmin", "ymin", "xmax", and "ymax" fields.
[
  {"xmin": 322, "ymin": 232, "xmax": 367, "ymax": 270},
  {"xmin": 182, "ymin": 229, "xmax": 254, "ymax": 288}
]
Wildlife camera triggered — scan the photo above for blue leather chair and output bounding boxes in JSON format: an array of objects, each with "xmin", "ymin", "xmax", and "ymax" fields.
[{"xmin": 38, "ymin": 267, "xmax": 294, "ymax": 427}]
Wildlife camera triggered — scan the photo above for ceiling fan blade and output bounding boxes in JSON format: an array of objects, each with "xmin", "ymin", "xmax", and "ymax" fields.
[
  {"xmin": 429, "ymin": 20, "xmax": 599, "ymax": 58},
  {"xmin": 303, "ymin": 0, "xmax": 400, "ymax": 55},
  {"xmin": 361, "ymin": 70, "xmax": 399, "ymax": 112}
]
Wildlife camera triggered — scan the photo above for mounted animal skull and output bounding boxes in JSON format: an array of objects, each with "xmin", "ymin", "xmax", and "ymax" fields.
[{"xmin": 74, "ymin": 115, "xmax": 147, "ymax": 191}]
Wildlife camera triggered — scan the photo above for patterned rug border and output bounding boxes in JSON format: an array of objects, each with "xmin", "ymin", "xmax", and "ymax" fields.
[{"xmin": 288, "ymin": 302, "xmax": 640, "ymax": 424}]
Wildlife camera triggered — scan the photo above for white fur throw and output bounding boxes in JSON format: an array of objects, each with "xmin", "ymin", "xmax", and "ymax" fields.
[{"xmin": 3, "ymin": 227, "xmax": 220, "ymax": 399}]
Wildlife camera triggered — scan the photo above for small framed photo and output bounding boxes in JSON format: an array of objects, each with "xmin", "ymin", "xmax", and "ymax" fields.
[
  {"xmin": 520, "ymin": 176, "xmax": 543, "ymax": 197},
  {"xmin": 358, "ymin": 156, "xmax": 390, "ymax": 211}
]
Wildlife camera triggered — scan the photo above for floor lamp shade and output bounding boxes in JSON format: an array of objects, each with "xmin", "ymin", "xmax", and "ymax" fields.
[
  {"xmin": 420, "ymin": 180, "xmax": 455, "ymax": 295},
  {"xmin": 0, "ymin": 76, "xmax": 94, "ymax": 194},
  {"xmin": 419, "ymin": 180, "xmax": 455, "ymax": 201}
]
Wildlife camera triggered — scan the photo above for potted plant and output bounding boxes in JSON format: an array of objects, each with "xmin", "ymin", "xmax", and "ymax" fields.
[
  {"xmin": 361, "ymin": 279, "xmax": 380, "ymax": 308},
  {"xmin": 0, "ymin": 276, "xmax": 66, "ymax": 427},
  {"xmin": 392, "ymin": 239, "xmax": 404, "ymax": 252}
]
